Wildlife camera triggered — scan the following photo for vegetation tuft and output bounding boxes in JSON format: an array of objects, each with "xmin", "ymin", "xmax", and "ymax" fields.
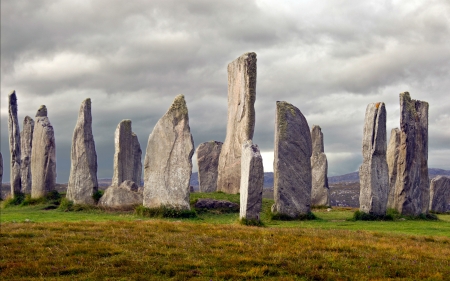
[
  {"xmin": 352, "ymin": 209, "xmax": 439, "ymax": 221},
  {"xmin": 135, "ymin": 205, "xmax": 197, "ymax": 219},
  {"xmin": 92, "ymin": 190, "xmax": 104, "ymax": 204},
  {"xmin": 240, "ymin": 217, "xmax": 265, "ymax": 227}
]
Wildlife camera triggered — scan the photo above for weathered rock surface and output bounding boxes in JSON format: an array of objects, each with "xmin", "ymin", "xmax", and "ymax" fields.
[
  {"xmin": 0, "ymin": 152, "xmax": 3, "ymax": 199},
  {"xmin": 98, "ymin": 185, "xmax": 143, "ymax": 209},
  {"xmin": 66, "ymin": 98, "xmax": 98, "ymax": 205},
  {"xmin": 143, "ymin": 95, "xmax": 194, "ymax": 210},
  {"xmin": 394, "ymin": 92, "xmax": 429, "ymax": 215},
  {"xmin": 386, "ymin": 128, "xmax": 400, "ymax": 209},
  {"xmin": 240, "ymin": 140, "xmax": 264, "ymax": 221},
  {"xmin": 8, "ymin": 91, "xmax": 21, "ymax": 195},
  {"xmin": 31, "ymin": 105, "xmax": 56, "ymax": 198},
  {"xmin": 359, "ymin": 102, "xmax": 389, "ymax": 215},
  {"xmin": 197, "ymin": 141, "xmax": 223, "ymax": 193},
  {"xmin": 217, "ymin": 52, "xmax": 257, "ymax": 194},
  {"xmin": 429, "ymin": 176, "xmax": 450, "ymax": 213},
  {"xmin": 120, "ymin": 180, "xmax": 139, "ymax": 192},
  {"xmin": 272, "ymin": 101, "xmax": 312, "ymax": 218},
  {"xmin": 310, "ymin": 125, "xmax": 330, "ymax": 206},
  {"xmin": 194, "ymin": 198, "xmax": 239, "ymax": 212},
  {"xmin": 112, "ymin": 120, "xmax": 142, "ymax": 186},
  {"xmin": 20, "ymin": 116, "xmax": 34, "ymax": 194}
]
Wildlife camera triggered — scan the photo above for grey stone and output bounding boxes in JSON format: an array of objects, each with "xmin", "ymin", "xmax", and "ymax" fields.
[
  {"xmin": 272, "ymin": 101, "xmax": 312, "ymax": 218},
  {"xmin": 359, "ymin": 102, "xmax": 389, "ymax": 216},
  {"xmin": 8, "ymin": 91, "xmax": 21, "ymax": 195},
  {"xmin": 20, "ymin": 116, "xmax": 34, "ymax": 194},
  {"xmin": 143, "ymin": 95, "xmax": 194, "ymax": 210},
  {"xmin": 240, "ymin": 140, "xmax": 264, "ymax": 221},
  {"xmin": 66, "ymin": 98, "xmax": 98, "ymax": 205},
  {"xmin": 386, "ymin": 128, "xmax": 400, "ymax": 209},
  {"xmin": 98, "ymin": 185, "xmax": 143, "ymax": 209},
  {"xmin": 112, "ymin": 120, "xmax": 142, "ymax": 186},
  {"xmin": 394, "ymin": 92, "xmax": 429, "ymax": 216},
  {"xmin": 429, "ymin": 176, "xmax": 450, "ymax": 213},
  {"xmin": 0, "ymin": 152, "xmax": 3, "ymax": 199},
  {"xmin": 197, "ymin": 141, "xmax": 223, "ymax": 193},
  {"xmin": 31, "ymin": 105, "xmax": 56, "ymax": 198},
  {"xmin": 120, "ymin": 180, "xmax": 139, "ymax": 192},
  {"xmin": 217, "ymin": 52, "xmax": 257, "ymax": 194},
  {"xmin": 310, "ymin": 125, "xmax": 330, "ymax": 206},
  {"xmin": 194, "ymin": 198, "xmax": 239, "ymax": 211}
]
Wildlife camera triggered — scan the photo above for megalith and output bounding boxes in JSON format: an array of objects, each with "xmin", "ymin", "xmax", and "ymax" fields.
[
  {"xmin": 359, "ymin": 102, "xmax": 389, "ymax": 215},
  {"xmin": 143, "ymin": 95, "xmax": 194, "ymax": 210},
  {"xmin": 8, "ymin": 91, "xmax": 21, "ymax": 196},
  {"xmin": 31, "ymin": 105, "xmax": 56, "ymax": 198},
  {"xmin": 217, "ymin": 52, "xmax": 257, "ymax": 194},
  {"xmin": 112, "ymin": 120, "xmax": 142, "ymax": 186},
  {"xmin": 386, "ymin": 128, "xmax": 400, "ymax": 209},
  {"xmin": 240, "ymin": 140, "xmax": 264, "ymax": 221},
  {"xmin": 197, "ymin": 141, "xmax": 223, "ymax": 193},
  {"xmin": 0, "ymin": 152, "xmax": 3, "ymax": 199},
  {"xmin": 66, "ymin": 98, "xmax": 98, "ymax": 205},
  {"xmin": 20, "ymin": 116, "xmax": 34, "ymax": 194},
  {"xmin": 394, "ymin": 92, "xmax": 429, "ymax": 216},
  {"xmin": 98, "ymin": 181, "xmax": 143, "ymax": 210},
  {"xmin": 429, "ymin": 176, "xmax": 450, "ymax": 213},
  {"xmin": 310, "ymin": 125, "xmax": 330, "ymax": 206},
  {"xmin": 272, "ymin": 101, "xmax": 312, "ymax": 218}
]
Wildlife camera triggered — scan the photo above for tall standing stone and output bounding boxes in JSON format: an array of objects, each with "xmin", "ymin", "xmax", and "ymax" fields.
[
  {"xmin": 31, "ymin": 105, "xmax": 56, "ymax": 198},
  {"xmin": 240, "ymin": 140, "xmax": 264, "ymax": 221},
  {"xmin": 272, "ymin": 101, "xmax": 312, "ymax": 218},
  {"xmin": 386, "ymin": 128, "xmax": 400, "ymax": 209},
  {"xmin": 217, "ymin": 52, "xmax": 257, "ymax": 194},
  {"xmin": 359, "ymin": 102, "xmax": 389, "ymax": 215},
  {"xmin": 143, "ymin": 95, "xmax": 194, "ymax": 210},
  {"xmin": 0, "ymin": 152, "xmax": 3, "ymax": 199},
  {"xmin": 112, "ymin": 120, "xmax": 142, "ymax": 186},
  {"xmin": 310, "ymin": 125, "xmax": 330, "ymax": 206},
  {"xmin": 429, "ymin": 176, "xmax": 450, "ymax": 213},
  {"xmin": 394, "ymin": 92, "xmax": 429, "ymax": 216},
  {"xmin": 66, "ymin": 98, "xmax": 98, "ymax": 205},
  {"xmin": 20, "ymin": 116, "xmax": 34, "ymax": 194},
  {"xmin": 197, "ymin": 141, "xmax": 223, "ymax": 193},
  {"xmin": 8, "ymin": 91, "xmax": 21, "ymax": 196}
]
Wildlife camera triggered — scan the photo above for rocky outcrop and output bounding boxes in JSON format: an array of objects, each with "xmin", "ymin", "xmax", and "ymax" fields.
[
  {"xmin": 143, "ymin": 95, "xmax": 194, "ymax": 210},
  {"xmin": 310, "ymin": 125, "xmax": 330, "ymax": 206},
  {"xmin": 66, "ymin": 98, "xmax": 98, "ymax": 205},
  {"xmin": 394, "ymin": 92, "xmax": 429, "ymax": 216},
  {"xmin": 240, "ymin": 140, "xmax": 264, "ymax": 221},
  {"xmin": 429, "ymin": 176, "xmax": 450, "ymax": 213},
  {"xmin": 112, "ymin": 120, "xmax": 142, "ymax": 186},
  {"xmin": 194, "ymin": 198, "xmax": 239, "ymax": 212},
  {"xmin": 359, "ymin": 102, "xmax": 389, "ymax": 216},
  {"xmin": 98, "ymin": 183, "xmax": 143, "ymax": 210},
  {"xmin": 197, "ymin": 141, "xmax": 223, "ymax": 193},
  {"xmin": 20, "ymin": 116, "xmax": 34, "ymax": 194},
  {"xmin": 8, "ymin": 91, "xmax": 21, "ymax": 196},
  {"xmin": 386, "ymin": 128, "xmax": 400, "ymax": 209},
  {"xmin": 272, "ymin": 101, "xmax": 312, "ymax": 218},
  {"xmin": 217, "ymin": 52, "xmax": 257, "ymax": 194},
  {"xmin": 31, "ymin": 105, "xmax": 56, "ymax": 198}
]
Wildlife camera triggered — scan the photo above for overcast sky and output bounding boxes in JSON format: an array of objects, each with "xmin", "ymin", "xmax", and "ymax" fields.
[{"xmin": 1, "ymin": 0, "xmax": 449, "ymax": 183}]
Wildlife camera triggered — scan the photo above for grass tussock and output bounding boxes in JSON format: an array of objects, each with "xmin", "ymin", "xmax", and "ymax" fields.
[
  {"xmin": 240, "ymin": 217, "xmax": 265, "ymax": 227},
  {"xmin": 352, "ymin": 209, "xmax": 439, "ymax": 221},
  {"xmin": 135, "ymin": 205, "xmax": 197, "ymax": 219}
]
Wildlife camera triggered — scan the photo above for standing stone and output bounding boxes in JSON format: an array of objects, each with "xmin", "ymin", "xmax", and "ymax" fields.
[
  {"xmin": 8, "ymin": 91, "xmax": 21, "ymax": 196},
  {"xmin": 143, "ymin": 95, "xmax": 194, "ymax": 210},
  {"xmin": 394, "ymin": 92, "xmax": 429, "ymax": 216},
  {"xmin": 20, "ymin": 116, "xmax": 34, "ymax": 194},
  {"xmin": 66, "ymin": 98, "xmax": 98, "ymax": 205},
  {"xmin": 272, "ymin": 101, "xmax": 312, "ymax": 218},
  {"xmin": 386, "ymin": 128, "xmax": 400, "ymax": 209},
  {"xmin": 429, "ymin": 176, "xmax": 450, "ymax": 213},
  {"xmin": 0, "ymin": 152, "xmax": 3, "ymax": 199},
  {"xmin": 359, "ymin": 102, "xmax": 389, "ymax": 215},
  {"xmin": 310, "ymin": 125, "xmax": 330, "ymax": 206},
  {"xmin": 31, "ymin": 105, "xmax": 56, "ymax": 198},
  {"xmin": 197, "ymin": 141, "xmax": 223, "ymax": 193},
  {"xmin": 112, "ymin": 120, "xmax": 142, "ymax": 186},
  {"xmin": 217, "ymin": 52, "xmax": 257, "ymax": 194},
  {"xmin": 240, "ymin": 140, "xmax": 264, "ymax": 221}
]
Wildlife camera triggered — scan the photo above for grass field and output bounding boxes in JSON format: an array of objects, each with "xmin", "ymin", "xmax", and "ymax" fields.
[{"xmin": 1, "ymin": 192, "xmax": 449, "ymax": 280}]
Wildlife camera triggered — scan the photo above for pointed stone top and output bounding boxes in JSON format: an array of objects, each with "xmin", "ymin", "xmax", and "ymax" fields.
[
  {"xmin": 81, "ymin": 98, "xmax": 91, "ymax": 108},
  {"xmin": 9, "ymin": 90, "xmax": 17, "ymax": 98},
  {"xmin": 168, "ymin": 94, "xmax": 188, "ymax": 119},
  {"xmin": 23, "ymin": 115, "xmax": 34, "ymax": 123},
  {"xmin": 36, "ymin": 105, "xmax": 48, "ymax": 117},
  {"xmin": 311, "ymin": 125, "xmax": 324, "ymax": 153}
]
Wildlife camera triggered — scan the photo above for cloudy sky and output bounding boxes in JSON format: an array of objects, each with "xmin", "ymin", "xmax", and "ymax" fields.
[{"xmin": 1, "ymin": 0, "xmax": 449, "ymax": 183}]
